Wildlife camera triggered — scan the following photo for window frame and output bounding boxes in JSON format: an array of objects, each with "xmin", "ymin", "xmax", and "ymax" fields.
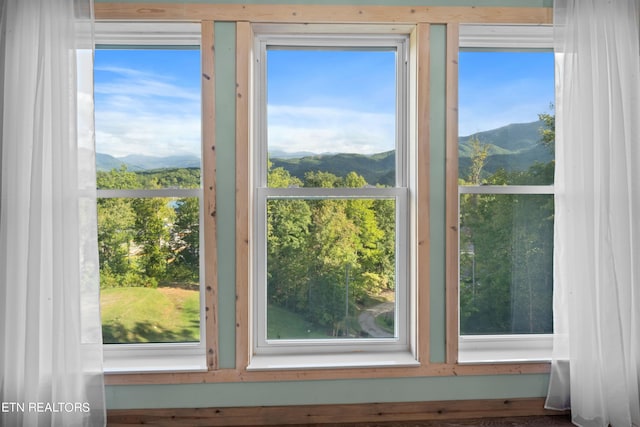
[
  {"xmin": 94, "ymin": 22, "xmax": 209, "ymax": 373},
  {"xmin": 454, "ymin": 24, "xmax": 555, "ymax": 364},
  {"xmin": 91, "ymin": 5, "xmax": 556, "ymax": 386},
  {"xmin": 248, "ymin": 25, "xmax": 418, "ymax": 369}
]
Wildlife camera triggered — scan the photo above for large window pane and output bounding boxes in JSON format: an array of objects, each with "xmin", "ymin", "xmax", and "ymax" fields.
[
  {"xmin": 95, "ymin": 48, "xmax": 202, "ymax": 344},
  {"xmin": 266, "ymin": 198, "xmax": 396, "ymax": 340},
  {"xmin": 95, "ymin": 49, "xmax": 201, "ymax": 190},
  {"xmin": 458, "ymin": 51, "xmax": 554, "ymax": 186},
  {"xmin": 98, "ymin": 196, "xmax": 200, "ymax": 344},
  {"xmin": 458, "ymin": 49, "xmax": 555, "ymax": 341},
  {"xmin": 253, "ymin": 32, "xmax": 410, "ymax": 362},
  {"xmin": 266, "ymin": 48, "xmax": 397, "ymax": 188},
  {"xmin": 459, "ymin": 194, "xmax": 553, "ymax": 335}
]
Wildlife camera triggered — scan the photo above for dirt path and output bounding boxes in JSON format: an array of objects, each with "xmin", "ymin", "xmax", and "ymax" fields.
[{"xmin": 358, "ymin": 301, "xmax": 394, "ymax": 338}]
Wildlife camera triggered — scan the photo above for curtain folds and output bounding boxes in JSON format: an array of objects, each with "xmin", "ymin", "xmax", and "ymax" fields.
[
  {"xmin": 546, "ymin": 1, "xmax": 640, "ymax": 426},
  {"xmin": 0, "ymin": 1, "xmax": 105, "ymax": 426}
]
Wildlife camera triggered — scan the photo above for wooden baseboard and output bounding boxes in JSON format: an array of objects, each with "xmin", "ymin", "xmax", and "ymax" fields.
[{"xmin": 107, "ymin": 397, "xmax": 567, "ymax": 426}]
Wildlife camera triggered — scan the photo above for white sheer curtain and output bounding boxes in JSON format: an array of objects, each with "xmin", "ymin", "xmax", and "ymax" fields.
[
  {"xmin": 0, "ymin": 0, "xmax": 105, "ymax": 426},
  {"xmin": 546, "ymin": 1, "xmax": 640, "ymax": 426}
]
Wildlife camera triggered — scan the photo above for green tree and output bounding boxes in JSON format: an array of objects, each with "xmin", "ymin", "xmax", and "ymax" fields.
[
  {"xmin": 265, "ymin": 167, "xmax": 398, "ymax": 336},
  {"xmin": 538, "ymin": 106, "xmax": 555, "ymax": 151},
  {"xmin": 372, "ymin": 198, "xmax": 396, "ymax": 292},
  {"xmin": 304, "ymin": 170, "xmax": 343, "ymax": 188},
  {"xmin": 344, "ymin": 172, "xmax": 387, "ymax": 297},
  {"xmin": 169, "ymin": 197, "xmax": 200, "ymax": 282},
  {"xmin": 96, "ymin": 167, "xmax": 140, "ymax": 287},
  {"xmin": 132, "ymin": 197, "xmax": 174, "ymax": 284},
  {"xmin": 266, "ymin": 167, "xmax": 312, "ymax": 312},
  {"xmin": 307, "ymin": 199, "xmax": 359, "ymax": 334},
  {"xmin": 468, "ymin": 136, "xmax": 490, "ymax": 185},
  {"xmin": 97, "ymin": 198, "xmax": 136, "ymax": 277},
  {"xmin": 459, "ymin": 114, "xmax": 555, "ymax": 334},
  {"xmin": 96, "ymin": 165, "xmax": 139, "ymax": 190}
]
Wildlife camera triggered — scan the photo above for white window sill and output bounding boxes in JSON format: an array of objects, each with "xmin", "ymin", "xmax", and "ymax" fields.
[
  {"xmin": 103, "ymin": 344, "xmax": 207, "ymax": 374},
  {"xmin": 247, "ymin": 351, "xmax": 419, "ymax": 371},
  {"xmin": 458, "ymin": 334, "xmax": 552, "ymax": 364}
]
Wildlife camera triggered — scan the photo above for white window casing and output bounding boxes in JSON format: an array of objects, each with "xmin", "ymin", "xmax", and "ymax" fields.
[
  {"xmin": 249, "ymin": 25, "xmax": 418, "ymax": 370},
  {"xmin": 95, "ymin": 22, "xmax": 201, "ymax": 46},
  {"xmin": 95, "ymin": 21, "xmax": 206, "ymax": 373},
  {"xmin": 457, "ymin": 24, "xmax": 554, "ymax": 364}
]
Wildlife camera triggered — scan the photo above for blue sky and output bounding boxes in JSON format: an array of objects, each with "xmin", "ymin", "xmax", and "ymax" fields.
[
  {"xmin": 459, "ymin": 51, "xmax": 554, "ymax": 137},
  {"xmin": 94, "ymin": 48, "xmax": 554, "ymax": 158},
  {"xmin": 94, "ymin": 49, "xmax": 201, "ymax": 158},
  {"xmin": 267, "ymin": 49, "xmax": 397, "ymax": 155}
]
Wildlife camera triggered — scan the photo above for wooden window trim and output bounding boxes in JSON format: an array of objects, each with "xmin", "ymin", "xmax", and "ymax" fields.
[
  {"xmin": 445, "ymin": 22, "xmax": 460, "ymax": 366},
  {"xmin": 98, "ymin": 4, "xmax": 552, "ymax": 385},
  {"xmin": 202, "ymin": 20, "xmax": 218, "ymax": 371},
  {"xmin": 107, "ymin": 397, "xmax": 568, "ymax": 425},
  {"xmin": 235, "ymin": 20, "xmax": 252, "ymax": 372},
  {"xmin": 415, "ymin": 22, "xmax": 431, "ymax": 365},
  {"xmin": 94, "ymin": 3, "xmax": 551, "ymax": 25},
  {"xmin": 449, "ymin": 26, "xmax": 555, "ymax": 365},
  {"xmin": 104, "ymin": 362, "xmax": 550, "ymax": 385}
]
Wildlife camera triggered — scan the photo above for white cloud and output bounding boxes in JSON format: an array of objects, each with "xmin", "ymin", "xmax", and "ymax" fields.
[
  {"xmin": 267, "ymin": 105, "xmax": 395, "ymax": 154},
  {"xmin": 95, "ymin": 66, "xmax": 199, "ymax": 102},
  {"xmin": 96, "ymin": 111, "xmax": 200, "ymax": 158},
  {"xmin": 94, "ymin": 66, "xmax": 201, "ymax": 158}
]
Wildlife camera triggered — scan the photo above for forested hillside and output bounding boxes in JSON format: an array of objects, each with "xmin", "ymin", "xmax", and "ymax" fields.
[
  {"xmin": 96, "ymin": 117, "xmax": 554, "ymax": 343},
  {"xmin": 271, "ymin": 151, "xmax": 396, "ymax": 186},
  {"xmin": 459, "ymin": 120, "xmax": 553, "ymax": 180},
  {"xmin": 96, "ymin": 120, "xmax": 549, "ymax": 184}
]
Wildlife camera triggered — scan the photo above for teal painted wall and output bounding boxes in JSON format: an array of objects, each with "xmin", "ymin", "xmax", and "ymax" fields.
[
  {"xmin": 214, "ymin": 22, "xmax": 237, "ymax": 370},
  {"xmin": 103, "ymin": 0, "xmax": 552, "ymax": 410},
  {"xmin": 429, "ymin": 24, "xmax": 447, "ymax": 365},
  {"xmin": 106, "ymin": 375, "xmax": 550, "ymax": 409}
]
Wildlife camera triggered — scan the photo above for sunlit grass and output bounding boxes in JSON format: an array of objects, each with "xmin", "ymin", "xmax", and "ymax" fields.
[
  {"xmin": 101, "ymin": 286, "xmax": 200, "ymax": 344},
  {"xmin": 267, "ymin": 304, "xmax": 328, "ymax": 339}
]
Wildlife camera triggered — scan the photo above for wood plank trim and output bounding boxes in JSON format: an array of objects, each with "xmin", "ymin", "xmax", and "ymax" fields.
[
  {"xmin": 107, "ymin": 397, "xmax": 567, "ymax": 426},
  {"xmin": 95, "ymin": 4, "xmax": 552, "ymax": 25},
  {"xmin": 103, "ymin": 362, "xmax": 549, "ymax": 385},
  {"xmin": 201, "ymin": 20, "xmax": 218, "ymax": 371},
  {"xmin": 415, "ymin": 23, "xmax": 431, "ymax": 364},
  {"xmin": 445, "ymin": 23, "xmax": 460, "ymax": 366},
  {"xmin": 235, "ymin": 21, "xmax": 252, "ymax": 372}
]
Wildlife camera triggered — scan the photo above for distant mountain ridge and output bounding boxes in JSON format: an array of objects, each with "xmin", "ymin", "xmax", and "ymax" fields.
[
  {"xmin": 458, "ymin": 120, "xmax": 552, "ymax": 178},
  {"xmin": 97, "ymin": 120, "xmax": 552, "ymax": 184},
  {"xmin": 271, "ymin": 151, "xmax": 396, "ymax": 186},
  {"xmin": 96, "ymin": 153, "xmax": 200, "ymax": 171}
]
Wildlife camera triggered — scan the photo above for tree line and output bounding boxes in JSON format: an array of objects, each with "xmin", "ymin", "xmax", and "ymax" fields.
[
  {"xmin": 458, "ymin": 112, "xmax": 555, "ymax": 334},
  {"xmin": 95, "ymin": 112, "xmax": 554, "ymax": 337},
  {"xmin": 97, "ymin": 167, "xmax": 200, "ymax": 289},
  {"xmin": 266, "ymin": 166, "xmax": 396, "ymax": 337},
  {"xmin": 96, "ymin": 163, "xmax": 396, "ymax": 338}
]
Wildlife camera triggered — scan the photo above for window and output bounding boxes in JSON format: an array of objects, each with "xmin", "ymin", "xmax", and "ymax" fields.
[
  {"xmin": 456, "ymin": 25, "xmax": 555, "ymax": 363},
  {"xmin": 94, "ymin": 23, "xmax": 207, "ymax": 372},
  {"xmin": 249, "ymin": 25, "xmax": 418, "ymax": 369}
]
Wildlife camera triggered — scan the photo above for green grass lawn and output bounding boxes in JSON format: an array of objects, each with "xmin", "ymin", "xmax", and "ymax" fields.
[
  {"xmin": 374, "ymin": 311, "xmax": 395, "ymax": 334},
  {"xmin": 101, "ymin": 286, "xmax": 200, "ymax": 344},
  {"xmin": 267, "ymin": 304, "xmax": 330, "ymax": 339},
  {"xmin": 101, "ymin": 287, "xmax": 389, "ymax": 343},
  {"xmin": 267, "ymin": 304, "xmax": 367, "ymax": 339}
]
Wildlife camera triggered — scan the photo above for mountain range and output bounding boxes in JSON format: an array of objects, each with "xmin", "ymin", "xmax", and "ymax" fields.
[
  {"xmin": 97, "ymin": 120, "xmax": 552, "ymax": 184},
  {"xmin": 96, "ymin": 153, "xmax": 201, "ymax": 171},
  {"xmin": 458, "ymin": 120, "xmax": 552, "ymax": 177}
]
